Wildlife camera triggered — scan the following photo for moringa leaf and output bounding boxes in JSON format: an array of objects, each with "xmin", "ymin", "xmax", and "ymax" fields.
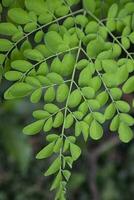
[
  {"xmin": 83, "ymin": 0, "xmax": 96, "ymax": 13},
  {"xmin": 0, "ymin": 39, "xmax": 13, "ymax": 52},
  {"xmin": 23, "ymin": 120, "xmax": 44, "ymax": 135},
  {"xmin": 8, "ymin": 8, "xmax": 30, "ymax": 24}
]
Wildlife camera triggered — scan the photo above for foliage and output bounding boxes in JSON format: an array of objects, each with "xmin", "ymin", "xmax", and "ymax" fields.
[{"xmin": 0, "ymin": 0, "xmax": 134, "ymax": 199}]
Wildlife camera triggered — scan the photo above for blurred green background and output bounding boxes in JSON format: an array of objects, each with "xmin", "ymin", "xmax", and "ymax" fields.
[{"xmin": 0, "ymin": 81, "xmax": 134, "ymax": 200}]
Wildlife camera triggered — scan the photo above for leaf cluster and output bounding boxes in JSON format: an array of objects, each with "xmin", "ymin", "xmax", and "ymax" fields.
[{"xmin": 0, "ymin": 0, "xmax": 134, "ymax": 199}]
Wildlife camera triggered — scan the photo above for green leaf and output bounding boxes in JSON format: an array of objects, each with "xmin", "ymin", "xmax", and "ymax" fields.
[
  {"xmin": 46, "ymin": 72, "xmax": 64, "ymax": 84},
  {"xmin": 55, "ymin": 4, "xmax": 69, "ymax": 17},
  {"xmin": 50, "ymin": 57, "xmax": 62, "ymax": 74},
  {"xmin": 68, "ymin": 89, "xmax": 82, "ymax": 108},
  {"xmin": 46, "ymin": 134, "xmax": 59, "ymax": 142},
  {"xmin": 0, "ymin": 22, "xmax": 18, "ymax": 36},
  {"xmin": 61, "ymin": 53, "xmax": 75, "ymax": 76},
  {"xmin": 81, "ymin": 87, "xmax": 95, "ymax": 99},
  {"xmin": 120, "ymin": 113, "xmax": 134, "ymax": 126},
  {"xmin": 110, "ymin": 88, "xmax": 122, "ymax": 100},
  {"xmin": 8, "ymin": 8, "xmax": 30, "ymax": 24},
  {"xmin": 101, "ymin": 59, "xmax": 118, "ymax": 73},
  {"xmin": 84, "ymin": 113, "xmax": 93, "ymax": 124},
  {"xmin": 25, "ymin": 0, "xmax": 47, "ymax": 15},
  {"xmin": 110, "ymin": 115, "xmax": 119, "ymax": 131},
  {"xmin": 80, "ymin": 121, "xmax": 89, "ymax": 141},
  {"xmin": 51, "ymin": 171, "xmax": 62, "ymax": 191},
  {"xmin": 24, "ymin": 49, "xmax": 44, "ymax": 61},
  {"xmin": 23, "ymin": 120, "xmax": 44, "ymax": 135},
  {"xmin": 75, "ymin": 15, "xmax": 88, "ymax": 27},
  {"xmin": 122, "ymin": 76, "xmax": 134, "ymax": 94},
  {"xmin": 37, "ymin": 62, "xmax": 49, "ymax": 75},
  {"xmin": 89, "ymin": 77, "xmax": 102, "ymax": 92},
  {"xmin": 53, "ymin": 112, "xmax": 64, "ymax": 128},
  {"xmin": 85, "ymin": 21, "xmax": 99, "ymax": 34},
  {"xmin": 0, "ymin": 39, "xmax": 13, "ymax": 52},
  {"xmin": 2, "ymin": 0, "xmax": 14, "ymax": 7},
  {"xmin": 88, "ymin": 99, "xmax": 100, "ymax": 111},
  {"xmin": 87, "ymin": 38, "xmax": 105, "ymax": 58},
  {"xmin": 43, "ymin": 117, "xmax": 53, "ymax": 132},
  {"xmin": 117, "ymin": 65, "xmax": 128, "ymax": 85},
  {"xmin": 90, "ymin": 120, "xmax": 103, "ymax": 140},
  {"xmin": 78, "ymin": 67, "xmax": 91, "ymax": 86},
  {"xmin": 63, "ymin": 139, "xmax": 70, "ymax": 152},
  {"xmin": 25, "ymin": 76, "xmax": 41, "ymax": 87},
  {"xmin": 5, "ymin": 71, "xmax": 22, "ymax": 81},
  {"xmin": 33, "ymin": 110, "xmax": 50, "ymax": 119},
  {"xmin": 53, "ymin": 137, "xmax": 63, "ymax": 153},
  {"xmin": 118, "ymin": 122, "xmax": 133, "ymax": 143},
  {"xmin": 70, "ymin": 143, "xmax": 81, "ymax": 161},
  {"xmin": 96, "ymin": 91, "xmax": 109, "ymax": 106},
  {"xmin": 77, "ymin": 59, "xmax": 88, "ymax": 70},
  {"xmin": 44, "ymin": 87, "xmax": 55, "ymax": 102},
  {"xmin": 30, "ymin": 88, "xmax": 42, "ymax": 103},
  {"xmin": 56, "ymin": 84, "xmax": 69, "ymax": 103},
  {"xmin": 75, "ymin": 121, "xmax": 82, "ymax": 137},
  {"xmin": 93, "ymin": 112, "xmax": 105, "ymax": 124},
  {"xmin": 129, "ymin": 32, "xmax": 134, "ymax": 43},
  {"xmin": 36, "ymin": 142, "xmax": 55, "ymax": 159},
  {"xmin": 83, "ymin": 0, "xmax": 96, "ymax": 13},
  {"xmin": 107, "ymin": 3, "xmax": 118, "ymax": 18},
  {"xmin": 64, "ymin": 114, "xmax": 74, "ymax": 129},
  {"xmin": 63, "ymin": 170, "xmax": 71, "ymax": 181},
  {"xmin": 34, "ymin": 30, "xmax": 44, "ymax": 43},
  {"xmin": 45, "ymin": 157, "xmax": 61, "ymax": 176},
  {"xmin": 45, "ymin": 31, "xmax": 63, "ymax": 53},
  {"xmin": 116, "ymin": 101, "xmax": 130, "ymax": 113},
  {"xmin": 44, "ymin": 104, "xmax": 59, "ymax": 113},
  {"xmin": 104, "ymin": 103, "xmax": 116, "ymax": 120},
  {"xmin": 73, "ymin": 111, "xmax": 84, "ymax": 120},
  {"xmin": 5, "ymin": 82, "xmax": 33, "ymax": 99},
  {"xmin": 11, "ymin": 60, "xmax": 32, "ymax": 72}
]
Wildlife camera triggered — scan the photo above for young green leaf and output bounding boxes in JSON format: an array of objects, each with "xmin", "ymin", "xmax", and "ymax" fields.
[
  {"xmin": 90, "ymin": 120, "xmax": 103, "ymax": 140},
  {"xmin": 70, "ymin": 143, "xmax": 81, "ymax": 161},
  {"xmin": 23, "ymin": 120, "xmax": 44, "ymax": 135},
  {"xmin": 24, "ymin": 49, "xmax": 44, "ymax": 61},
  {"xmin": 68, "ymin": 89, "xmax": 82, "ymax": 108},
  {"xmin": 56, "ymin": 84, "xmax": 69, "ymax": 103},
  {"xmin": 36, "ymin": 142, "xmax": 55, "ymax": 159},
  {"xmin": 45, "ymin": 31, "xmax": 63, "ymax": 53},
  {"xmin": 122, "ymin": 76, "xmax": 134, "ymax": 94},
  {"xmin": 0, "ymin": 22, "xmax": 18, "ymax": 36},
  {"xmin": 30, "ymin": 88, "xmax": 42, "ymax": 103},
  {"xmin": 8, "ymin": 8, "xmax": 30, "ymax": 24},
  {"xmin": 118, "ymin": 122, "xmax": 133, "ymax": 143},
  {"xmin": 5, "ymin": 82, "xmax": 33, "ymax": 98},
  {"xmin": 83, "ymin": 0, "xmax": 96, "ymax": 13},
  {"xmin": 45, "ymin": 157, "xmax": 61, "ymax": 176},
  {"xmin": 44, "ymin": 104, "xmax": 59, "ymax": 113},
  {"xmin": 0, "ymin": 39, "xmax": 13, "ymax": 52},
  {"xmin": 53, "ymin": 112, "xmax": 64, "ymax": 128},
  {"xmin": 43, "ymin": 117, "xmax": 53, "ymax": 132},
  {"xmin": 11, "ymin": 60, "xmax": 32, "ymax": 72},
  {"xmin": 44, "ymin": 87, "xmax": 55, "ymax": 102}
]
